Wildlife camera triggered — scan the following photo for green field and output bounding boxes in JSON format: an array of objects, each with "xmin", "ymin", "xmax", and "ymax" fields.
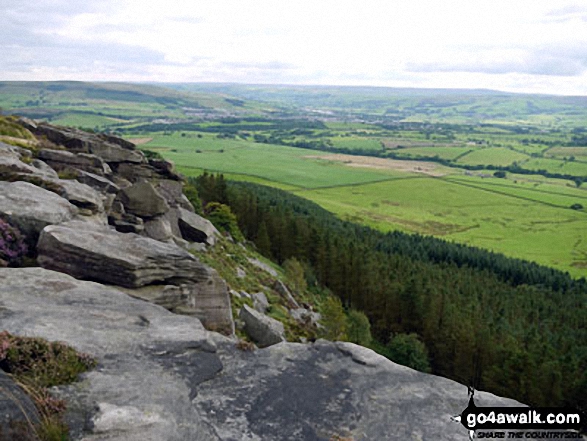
[
  {"xmin": 456, "ymin": 147, "xmax": 531, "ymax": 166},
  {"xmin": 523, "ymin": 157, "xmax": 587, "ymax": 176},
  {"xmin": 329, "ymin": 136, "xmax": 383, "ymax": 151},
  {"xmin": 392, "ymin": 146, "xmax": 473, "ymax": 160},
  {"xmin": 141, "ymin": 134, "xmax": 404, "ymax": 189},
  {"xmin": 143, "ymin": 131, "xmax": 587, "ymax": 277}
]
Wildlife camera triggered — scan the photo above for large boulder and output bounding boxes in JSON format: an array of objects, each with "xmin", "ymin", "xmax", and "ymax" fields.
[
  {"xmin": 193, "ymin": 340, "xmax": 530, "ymax": 441},
  {"xmin": 37, "ymin": 220, "xmax": 207, "ymax": 288},
  {"xmin": 239, "ymin": 305, "xmax": 285, "ymax": 348},
  {"xmin": 0, "ymin": 181, "xmax": 78, "ymax": 243},
  {"xmin": 177, "ymin": 208, "xmax": 219, "ymax": 245},
  {"xmin": 143, "ymin": 215, "xmax": 174, "ymax": 242},
  {"xmin": 118, "ymin": 181, "xmax": 169, "ymax": 218}
]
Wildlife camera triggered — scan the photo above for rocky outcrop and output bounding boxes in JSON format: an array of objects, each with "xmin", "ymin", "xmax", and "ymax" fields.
[
  {"xmin": 0, "ymin": 268, "xmax": 535, "ymax": 441},
  {"xmin": 273, "ymin": 279, "xmax": 300, "ymax": 309},
  {"xmin": 0, "ymin": 181, "xmax": 78, "ymax": 244},
  {"xmin": 37, "ymin": 220, "xmax": 234, "ymax": 333},
  {"xmin": 239, "ymin": 305, "xmax": 285, "ymax": 348},
  {"xmin": 24, "ymin": 122, "xmax": 145, "ymax": 164}
]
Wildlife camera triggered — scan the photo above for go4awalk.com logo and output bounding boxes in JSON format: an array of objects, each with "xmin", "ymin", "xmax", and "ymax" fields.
[{"xmin": 451, "ymin": 387, "xmax": 584, "ymax": 440}]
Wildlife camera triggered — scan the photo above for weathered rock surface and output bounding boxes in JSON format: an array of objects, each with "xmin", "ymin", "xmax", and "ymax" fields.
[
  {"xmin": 52, "ymin": 178, "xmax": 105, "ymax": 213},
  {"xmin": 37, "ymin": 149, "xmax": 109, "ymax": 176},
  {"xmin": 29, "ymin": 123, "xmax": 145, "ymax": 164},
  {"xmin": 0, "ymin": 268, "xmax": 561, "ymax": 441},
  {"xmin": 75, "ymin": 170, "xmax": 120, "ymax": 194},
  {"xmin": 0, "ymin": 181, "xmax": 78, "ymax": 243},
  {"xmin": 118, "ymin": 180, "xmax": 170, "ymax": 218},
  {"xmin": 37, "ymin": 220, "xmax": 209, "ymax": 288},
  {"xmin": 252, "ymin": 291, "xmax": 269, "ymax": 313},
  {"xmin": 143, "ymin": 215, "xmax": 174, "ymax": 242},
  {"xmin": 239, "ymin": 305, "xmax": 285, "ymax": 348},
  {"xmin": 195, "ymin": 340, "xmax": 537, "ymax": 441}
]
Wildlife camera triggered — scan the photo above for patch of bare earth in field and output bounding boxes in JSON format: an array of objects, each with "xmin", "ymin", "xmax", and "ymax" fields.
[
  {"xmin": 305, "ymin": 153, "xmax": 447, "ymax": 177},
  {"xmin": 127, "ymin": 137, "xmax": 153, "ymax": 145}
]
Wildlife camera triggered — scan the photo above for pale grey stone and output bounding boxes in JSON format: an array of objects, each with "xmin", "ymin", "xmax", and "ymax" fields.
[
  {"xmin": 252, "ymin": 292, "xmax": 269, "ymax": 313},
  {"xmin": 118, "ymin": 181, "xmax": 170, "ymax": 218},
  {"xmin": 239, "ymin": 305, "xmax": 285, "ymax": 348}
]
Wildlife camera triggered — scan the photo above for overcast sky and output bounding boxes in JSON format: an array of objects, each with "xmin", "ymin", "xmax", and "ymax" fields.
[{"xmin": 2, "ymin": 0, "xmax": 587, "ymax": 95}]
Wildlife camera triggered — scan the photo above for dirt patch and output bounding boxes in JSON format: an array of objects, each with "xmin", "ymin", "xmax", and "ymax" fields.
[
  {"xmin": 127, "ymin": 137, "xmax": 153, "ymax": 145},
  {"xmin": 305, "ymin": 153, "xmax": 447, "ymax": 177}
]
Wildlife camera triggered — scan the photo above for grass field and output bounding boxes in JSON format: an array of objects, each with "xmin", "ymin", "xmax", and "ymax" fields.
[
  {"xmin": 142, "ymin": 132, "xmax": 587, "ymax": 278},
  {"xmin": 329, "ymin": 136, "xmax": 383, "ymax": 151},
  {"xmin": 140, "ymin": 133, "xmax": 404, "ymax": 189},
  {"xmin": 523, "ymin": 157, "xmax": 587, "ymax": 176},
  {"xmin": 392, "ymin": 146, "xmax": 473, "ymax": 160},
  {"xmin": 2, "ymin": 81, "xmax": 586, "ymax": 277},
  {"xmin": 456, "ymin": 147, "xmax": 531, "ymax": 166}
]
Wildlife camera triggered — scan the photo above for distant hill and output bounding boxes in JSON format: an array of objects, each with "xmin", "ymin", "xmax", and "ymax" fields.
[{"xmin": 2, "ymin": 81, "xmax": 587, "ymax": 130}]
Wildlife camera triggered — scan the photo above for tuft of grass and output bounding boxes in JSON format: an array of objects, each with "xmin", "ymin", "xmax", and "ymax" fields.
[{"xmin": 0, "ymin": 116, "xmax": 35, "ymax": 141}]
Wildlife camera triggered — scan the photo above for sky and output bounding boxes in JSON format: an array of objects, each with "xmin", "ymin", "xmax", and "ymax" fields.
[{"xmin": 1, "ymin": 0, "xmax": 587, "ymax": 95}]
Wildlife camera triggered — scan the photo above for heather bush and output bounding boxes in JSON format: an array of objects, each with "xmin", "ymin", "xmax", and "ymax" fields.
[
  {"xmin": 0, "ymin": 219, "xmax": 27, "ymax": 267},
  {"xmin": 0, "ymin": 331, "xmax": 97, "ymax": 440}
]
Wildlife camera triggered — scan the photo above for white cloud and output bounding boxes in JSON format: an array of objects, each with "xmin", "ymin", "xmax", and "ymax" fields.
[{"xmin": 1, "ymin": 0, "xmax": 586, "ymax": 94}]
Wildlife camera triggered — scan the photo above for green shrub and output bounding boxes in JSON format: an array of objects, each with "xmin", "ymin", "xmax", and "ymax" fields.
[
  {"xmin": 205, "ymin": 202, "xmax": 244, "ymax": 242},
  {"xmin": 346, "ymin": 309, "xmax": 372, "ymax": 347},
  {"xmin": 386, "ymin": 333, "xmax": 431, "ymax": 373},
  {"xmin": 319, "ymin": 296, "xmax": 348, "ymax": 341},
  {"xmin": 283, "ymin": 258, "xmax": 307, "ymax": 294},
  {"xmin": 183, "ymin": 181, "xmax": 203, "ymax": 214}
]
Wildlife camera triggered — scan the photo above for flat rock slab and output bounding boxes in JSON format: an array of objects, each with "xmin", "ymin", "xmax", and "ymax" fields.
[
  {"xmin": 0, "ymin": 268, "xmax": 220, "ymax": 441},
  {"xmin": 195, "ymin": 341, "xmax": 529, "ymax": 441},
  {"xmin": 37, "ymin": 220, "xmax": 210, "ymax": 288}
]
